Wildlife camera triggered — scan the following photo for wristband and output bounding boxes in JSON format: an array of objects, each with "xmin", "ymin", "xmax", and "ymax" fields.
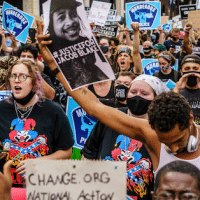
[{"xmin": 51, "ymin": 67, "xmax": 60, "ymax": 76}]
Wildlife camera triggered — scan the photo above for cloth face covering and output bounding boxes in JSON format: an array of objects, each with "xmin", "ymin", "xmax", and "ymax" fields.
[
  {"xmin": 161, "ymin": 65, "xmax": 170, "ymax": 72},
  {"xmin": 12, "ymin": 91, "xmax": 35, "ymax": 106},
  {"xmin": 115, "ymin": 84, "xmax": 129, "ymax": 101},
  {"xmin": 127, "ymin": 95, "xmax": 152, "ymax": 116},
  {"xmin": 143, "ymin": 47, "xmax": 151, "ymax": 54},
  {"xmin": 100, "ymin": 45, "xmax": 109, "ymax": 54}
]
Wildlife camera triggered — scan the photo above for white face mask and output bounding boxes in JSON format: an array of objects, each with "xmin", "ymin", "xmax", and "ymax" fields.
[{"xmin": 19, "ymin": 58, "xmax": 35, "ymax": 63}]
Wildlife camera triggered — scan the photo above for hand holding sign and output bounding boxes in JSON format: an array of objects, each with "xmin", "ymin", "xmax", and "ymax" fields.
[
  {"xmin": 157, "ymin": 25, "xmax": 163, "ymax": 33},
  {"xmin": 0, "ymin": 160, "xmax": 12, "ymax": 200}
]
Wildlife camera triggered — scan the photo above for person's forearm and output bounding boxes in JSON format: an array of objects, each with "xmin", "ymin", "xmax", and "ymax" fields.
[
  {"xmin": 118, "ymin": 30, "xmax": 124, "ymax": 44},
  {"xmin": 41, "ymin": 78, "xmax": 55, "ymax": 100},
  {"xmin": 158, "ymin": 32, "xmax": 164, "ymax": 44},
  {"xmin": 125, "ymin": 32, "xmax": 132, "ymax": 46},
  {"xmin": 38, "ymin": 149, "xmax": 72, "ymax": 160},
  {"xmin": 1, "ymin": 36, "xmax": 13, "ymax": 53},
  {"xmin": 132, "ymin": 30, "xmax": 140, "ymax": 54},
  {"xmin": 183, "ymin": 32, "xmax": 192, "ymax": 54}
]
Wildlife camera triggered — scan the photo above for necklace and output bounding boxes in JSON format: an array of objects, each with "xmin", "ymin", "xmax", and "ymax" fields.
[{"xmin": 14, "ymin": 95, "xmax": 36, "ymax": 121}]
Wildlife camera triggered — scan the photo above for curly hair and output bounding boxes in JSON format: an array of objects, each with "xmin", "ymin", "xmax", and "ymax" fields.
[{"xmin": 148, "ymin": 92, "xmax": 192, "ymax": 132}]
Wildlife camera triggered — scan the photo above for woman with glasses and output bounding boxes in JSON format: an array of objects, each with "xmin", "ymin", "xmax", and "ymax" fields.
[
  {"xmin": 0, "ymin": 60, "xmax": 74, "ymax": 188},
  {"xmin": 153, "ymin": 51, "xmax": 181, "ymax": 87}
]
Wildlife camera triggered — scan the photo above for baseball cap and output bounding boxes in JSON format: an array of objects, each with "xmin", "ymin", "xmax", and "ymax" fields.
[{"xmin": 192, "ymin": 47, "xmax": 200, "ymax": 56}]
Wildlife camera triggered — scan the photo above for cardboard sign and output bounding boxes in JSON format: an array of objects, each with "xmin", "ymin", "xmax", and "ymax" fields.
[
  {"xmin": 126, "ymin": 1, "xmax": 161, "ymax": 30},
  {"xmin": 88, "ymin": 1, "xmax": 111, "ymax": 26},
  {"xmin": 26, "ymin": 160, "xmax": 127, "ymax": 200},
  {"xmin": 161, "ymin": 16, "xmax": 169, "ymax": 25},
  {"xmin": 43, "ymin": 0, "xmax": 115, "ymax": 90},
  {"xmin": 2, "ymin": 2, "xmax": 34, "ymax": 43},
  {"xmin": 66, "ymin": 97, "xmax": 97, "ymax": 149},
  {"xmin": 188, "ymin": 10, "xmax": 200, "ymax": 29},
  {"xmin": 179, "ymin": 4, "xmax": 196, "ymax": 20},
  {"xmin": 172, "ymin": 15, "xmax": 183, "ymax": 29},
  {"xmin": 98, "ymin": 25, "xmax": 118, "ymax": 37}
]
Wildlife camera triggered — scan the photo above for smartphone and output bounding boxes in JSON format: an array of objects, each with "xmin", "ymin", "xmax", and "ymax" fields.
[{"xmin": 28, "ymin": 28, "xmax": 36, "ymax": 43}]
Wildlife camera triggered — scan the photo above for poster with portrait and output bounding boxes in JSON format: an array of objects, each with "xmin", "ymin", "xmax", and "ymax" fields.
[
  {"xmin": 42, "ymin": 0, "xmax": 115, "ymax": 90},
  {"xmin": 126, "ymin": 1, "xmax": 161, "ymax": 30},
  {"xmin": 66, "ymin": 96, "xmax": 97, "ymax": 150},
  {"xmin": 2, "ymin": 2, "xmax": 34, "ymax": 43}
]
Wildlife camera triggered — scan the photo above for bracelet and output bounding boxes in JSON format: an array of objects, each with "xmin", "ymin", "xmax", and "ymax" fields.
[
  {"xmin": 51, "ymin": 67, "xmax": 60, "ymax": 76},
  {"xmin": 119, "ymin": 30, "xmax": 124, "ymax": 32}
]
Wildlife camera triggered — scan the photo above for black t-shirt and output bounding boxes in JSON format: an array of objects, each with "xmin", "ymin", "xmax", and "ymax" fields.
[
  {"xmin": 0, "ymin": 99, "xmax": 74, "ymax": 187},
  {"xmin": 180, "ymin": 88, "xmax": 200, "ymax": 125},
  {"xmin": 81, "ymin": 107, "xmax": 154, "ymax": 200},
  {"xmin": 164, "ymin": 39, "xmax": 182, "ymax": 54},
  {"xmin": 153, "ymin": 69, "xmax": 181, "ymax": 83}
]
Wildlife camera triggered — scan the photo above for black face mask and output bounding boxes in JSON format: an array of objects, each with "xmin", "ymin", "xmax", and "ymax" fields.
[
  {"xmin": 100, "ymin": 45, "xmax": 109, "ymax": 54},
  {"xmin": 12, "ymin": 91, "xmax": 35, "ymax": 106},
  {"xmin": 115, "ymin": 84, "xmax": 129, "ymax": 102},
  {"xmin": 127, "ymin": 95, "xmax": 152, "ymax": 116},
  {"xmin": 143, "ymin": 47, "xmax": 151, "ymax": 54},
  {"xmin": 182, "ymin": 71, "xmax": 200, "ymax": 87}
]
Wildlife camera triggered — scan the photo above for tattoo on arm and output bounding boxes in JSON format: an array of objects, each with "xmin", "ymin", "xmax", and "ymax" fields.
[{"xmin": 82, "ymin": 89, "xmax": 87, "ymax": 95}]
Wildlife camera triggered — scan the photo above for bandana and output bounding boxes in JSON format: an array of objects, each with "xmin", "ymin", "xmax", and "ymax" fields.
[
  {"xmin": 131, "ymin": 74, "xmax": 170, "ymax": 95},
  {"xmin": 158, "ymin": 52, "xmax": 172, "ymax": 62},
  {"xmin": 117, "ymin": 47, "xmax": 132, "ymax": 57}
]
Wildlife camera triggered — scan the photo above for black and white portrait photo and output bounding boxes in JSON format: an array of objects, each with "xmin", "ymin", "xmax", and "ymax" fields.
[{"xmin": 43, "ymin": 0, "xmax": 115, "ymax": 90}]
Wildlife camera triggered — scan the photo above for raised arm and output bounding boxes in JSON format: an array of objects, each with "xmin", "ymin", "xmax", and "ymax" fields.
[
  {"xmin": 0, "ymin": 30, "xmax": 13, "ymax": 53},
  {"xmin": 36, "ymin": 20, "xmax": 148, "ymax": 141},
  {"xmin": 157, "ymin": 25, "xmax": 164, "ymax": 44},
  {"xmin": 183, "ymin": 24, "xmax": 193, "ymax": 55},
  {"xmin": 131, "ymin": 22, "xmax": 143, "ymax": 75}
]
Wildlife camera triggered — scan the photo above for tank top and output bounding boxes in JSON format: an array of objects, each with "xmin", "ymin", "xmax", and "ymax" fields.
[
  {"xmin": 88, "ymin": 82, "xmax": 115, "ymax": 99},
  {"xmin": 154, "ymin": 143, "xmax": 200, "ymax": 178}
]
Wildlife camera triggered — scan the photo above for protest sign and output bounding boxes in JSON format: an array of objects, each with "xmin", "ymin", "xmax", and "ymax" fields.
[
  {"xmin": 142, "ymin": 59, "xmax": 178, "ymax": 89},
  {"xmin": 88, "ymin": 1, "xmax": 111, "ymax": 26},
  {"xmin": 179, "ymin": 4, "xmax": 196, "ymax": 20},
  {"xmin": 67, "ymin": 97, "xmax": 97, "ymax": 149},
  {"xmin": 0, "ymin": 90, "xmax": 11, "ymax": 101},
  {"xmin": 188, "ymin": 10, "xmax": 200, "ymax": 29},
  {"xmin": 2, "ymin": 2, "xmax": 34, "ymax": 43},
  {"xmin": 161, "ymin": 16, "xmax": 169, "ymax": 25},
  {"xmin": 43, "ymin": 0, "xmax": 115, "ymax": 90},
  {"xmin": 98, "ymin": 25, "xmax": 118, "ymax": 37},
  {"xmin": 162, "ymin": 23, "xmax": 172, "ymax": 32},
  {"xmin": 26, "ymin": 160, "xmax": 127, "ymax": 200},
  {"xmin": 0, "ymin": 5, "xmax": 2, "ymax": 28},
  {"xmin": 172, "ymin": 15, "xmax": 183, "ymax": 29},
  {"xmin": 126, "ymin": 1, "xmax": 161, "ymax": 30}
]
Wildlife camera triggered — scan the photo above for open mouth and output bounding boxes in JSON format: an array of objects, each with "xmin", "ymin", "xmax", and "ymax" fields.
[{"xmin": 14, "ymin": 86, "xmax": 22, "ymax": 91}]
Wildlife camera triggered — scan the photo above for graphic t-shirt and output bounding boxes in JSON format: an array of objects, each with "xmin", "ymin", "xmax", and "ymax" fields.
[
  {"xmin": 81, "ymin": 107, "xmax": 154, "ymax": 200},
  {"xmin": 164, "ymin": 39, "xmax": 182, "ymax": 54},
  {"xmin": 180, "ymin": 88, "xmax": 200, "ymax": 125},
  {"xmin": 0, "ymin": 99, "xmax": 74, "ymax": 187}
]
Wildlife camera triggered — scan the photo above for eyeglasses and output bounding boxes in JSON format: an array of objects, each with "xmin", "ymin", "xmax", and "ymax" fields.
[
  {"xmin": 154, "ymin": 192, "xmax": 200, "ymax": 200},
  {"xmin": 9, "ymin": 74, "xmax": 31, "ymax": 82}
]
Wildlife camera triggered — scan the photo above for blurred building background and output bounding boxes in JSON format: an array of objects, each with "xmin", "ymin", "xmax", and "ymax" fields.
[{"xmin": 0, "ymin": 0, "xmax": 197, "ymax": 19}]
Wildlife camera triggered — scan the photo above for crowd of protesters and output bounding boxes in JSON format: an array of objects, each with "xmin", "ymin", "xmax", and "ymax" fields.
[{"xmin": 0, "ymin": 2, "xmax": 200, "ymax": 200}]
